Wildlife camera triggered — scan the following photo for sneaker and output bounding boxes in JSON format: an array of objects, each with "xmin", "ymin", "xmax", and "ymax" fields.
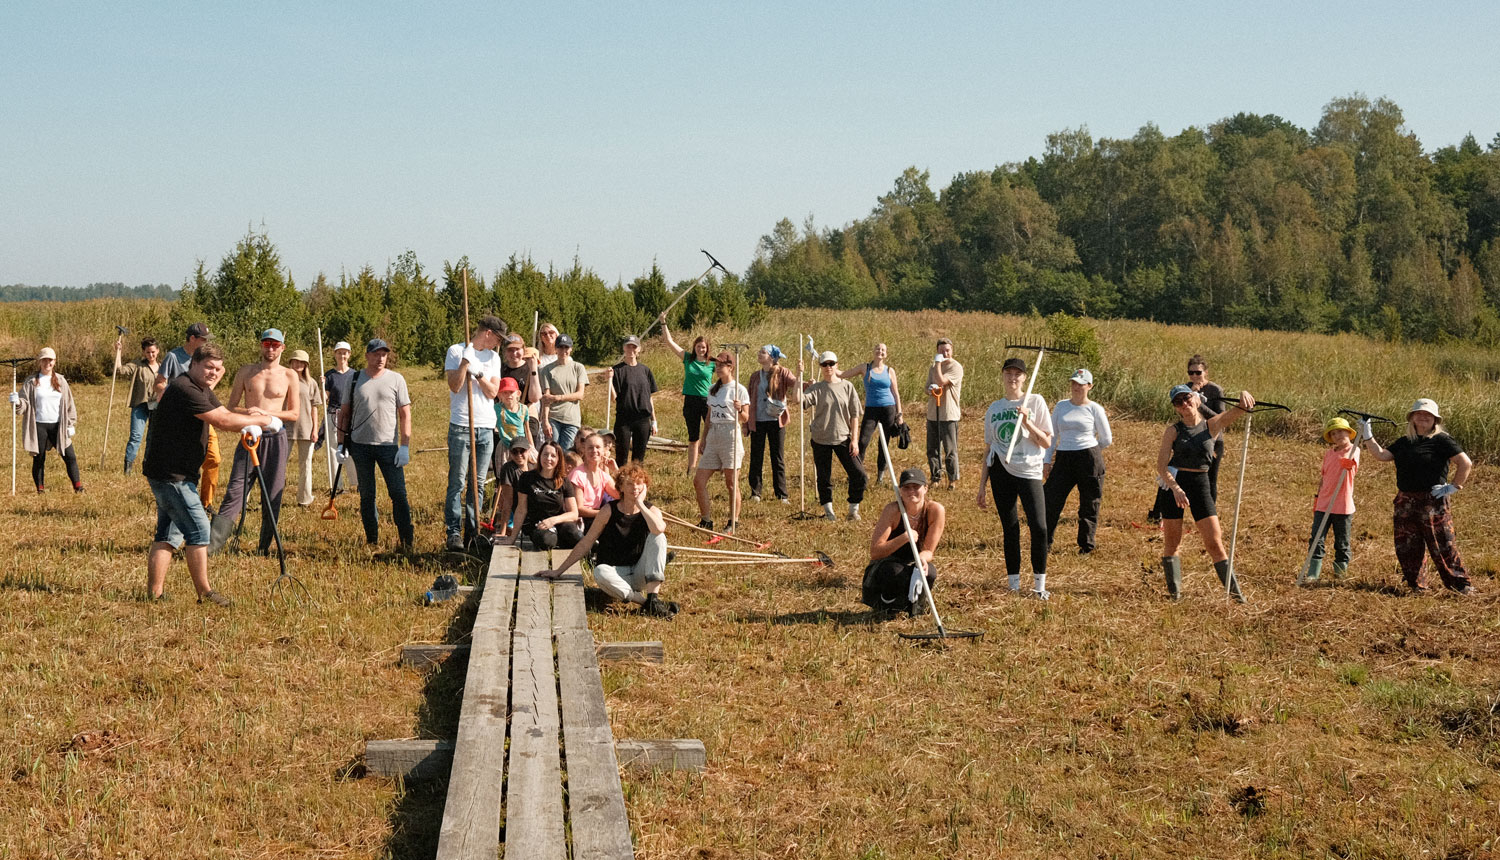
[
  {"xmin": 445, "ymin": 534, "xmax": 464, "ymax": 552},
  {"xmin": 665, "ymin": 551, "xmax": 676, "ymax": 566},
  {"xmin": 697, "ymin": 518, "xmax": 714, "ymax": 531},
  {"xmin": 847, "ymin": 504, "xmax": 861, "ymax": 521},
  {"xmin": 641, "ymin": 594, "xmax": 675, "ymax": 618},
  {"xmin": 1457, "ymin": 585, "xmax": 1477, "ymax": 596},
  {"xmin": 73, "ymin": 483, "xmax": 85, "ymax": 494},
  {"xmin": 198, "ymin": 590, "xmax": 232, "ymax": 607},
  {"xmin": 750, "ymin": 494, "xmax": 762, "ymax": 503},
  {"xmin": 723, "ymin": 521, "xmax": 737, "ymax": 535},
  {"xmin": 780, "ymin": 497, "xmax": 790, "ymax": 505},
  {"xmin": 821, "ymin": 510, "xmax": 837, "ymax": 522},
  {"xmin": 35, "ymin": 485, "xmax": 44, "ymax": 494}
]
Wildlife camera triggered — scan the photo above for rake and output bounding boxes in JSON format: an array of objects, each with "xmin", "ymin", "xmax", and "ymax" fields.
[
  {"xmin": 1002, "ymin": 341, "xmax": 1081, "ymax": 463},
  {"xmin": 670, "ymin": 547, "xmax": 833, "ymax": 568},
  {"xmin": 660, "ymin": 509, "xmax": 771, "ymax": 550},
  {"xmin": 240, "ymin": 430, "xmax": 309, "ymax": 602},
  {"xmin": 1209, "ymin": 395, "xmax": 1291, "ymax": 600}
]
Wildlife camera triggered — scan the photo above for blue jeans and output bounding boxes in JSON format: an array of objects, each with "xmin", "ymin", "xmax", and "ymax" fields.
[
  {"xmin": 148, "ymin": 477, "xmax": 210, "ymax": 547},
  {"xmin": 124, "ymin": 404, "xmax": 151, "ymax": 471},
  {"xmin": 349, "ymin": 442, "xmax": 414, "ymax": 547},
  {"xmin": 550, "ymin": 420, "xmax": 579, "ymax": 451},
  {"xmin": 445, "ymin": 423, "xmax": 494, "ymax": 540}
]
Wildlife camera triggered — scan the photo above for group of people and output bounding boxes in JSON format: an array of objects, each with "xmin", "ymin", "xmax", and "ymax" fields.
[{"xmin": 10, "ymin": 319, "xmax": 1478, "ymax": 613}]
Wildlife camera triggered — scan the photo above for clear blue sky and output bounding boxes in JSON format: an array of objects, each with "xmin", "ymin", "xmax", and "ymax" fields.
[{"xmin": 2, "ymin": 1, "xmax": 1497, "ymax": 289}]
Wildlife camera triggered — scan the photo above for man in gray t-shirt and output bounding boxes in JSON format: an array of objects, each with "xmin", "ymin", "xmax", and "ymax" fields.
[{"xmin": 337, "ymin": 339, "xmax": 414, "ymax": 550}]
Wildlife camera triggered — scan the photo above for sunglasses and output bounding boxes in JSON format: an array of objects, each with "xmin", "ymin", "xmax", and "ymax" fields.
[
  {"xmin": 261, "ymin": 340, "xmax": 282, "ymax": 347},
  {"xmin": 820, "ymin": 361, "xmax": 836, "ymax": 367},
  {"xmin": 1187, "ymin": 370, "xmax": 1204, "ymax": 376},
  {"xmin": 1173, "ymin": 397, "xmax": 1193, "ymax": 405}
]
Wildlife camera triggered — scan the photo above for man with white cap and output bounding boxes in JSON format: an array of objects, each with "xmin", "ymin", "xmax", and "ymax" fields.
[
  {"xmin": 1358, "ymin": 398, "xmax": 1476, "ymax": 595},
  {"xmin": 324, "ymin": 340, "xmax": 357, "ymax": 491},
  {"xmin": 208, "ymin": 328, "xmax": 296, "ymax": 555},
  {"xmin": 798, "ymin": 350, "xmax": 867, "ymax": 521}
]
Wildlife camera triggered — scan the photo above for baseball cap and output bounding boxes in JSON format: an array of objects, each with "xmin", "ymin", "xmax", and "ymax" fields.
[
  {"xmin": 1169, "ymin": 383, "xmax": 1195, "ymax": 404},
  {"xmin": 714, "ymin": 350, "xmax": 733, "ymax": 365},
  {"xmin": 819, "ymin": 351, "xmax": 838, "ymax": 365},
  {"xmin": 1069, "ymin": 368, "xmax": 1094, "ymax": 385},
  {"xmin": 366, "ymin": 338, "xmax": 390, "ymax": 353},
  {"xmin": 623, "ymin": 335, "xmax": 642, "ymax": 348},
  {"xmin": 497, "ymin": 377, "xmax": 520, "ymax": 392},
  {"xmin": 1408, "ymin": 398, "xmax": 1441, "ymax": 420},
  {"xmin": 898, "ymin": 468, "xmax": 928, "ymax": 487},
  {"xmin": 260, "ymin": 328, "xmax": 285, "ymax": 343},
  {"xmin": 36, "ymin": 347, "xmax": 56, "ymax": 361},
  {"xmin": 288, "ymin": 349, "xmax": 310, "ymax": 363},
  {"xmin": 333, "ymin": 341, "xmax": 352, "ymax": 352},
  {"xmin": 503, "ymin": 334, "xmax": 525, "ymax": 347},
  {"xmin": 186, "ymin": 322, "xmax": 211, "ymax": 339},
  {"xmin": 555, "ymin": 334, "xmax": 574, "ymax": 348},
  {"xmin": 1002, "ymin": 357, "xmax": 1026, "ymax": 373},
  {"xmin": 508, "ymin": 436, "xmax": 532, "ymax": 452}
]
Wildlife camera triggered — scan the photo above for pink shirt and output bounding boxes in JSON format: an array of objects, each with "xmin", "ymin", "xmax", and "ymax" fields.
[
  {"xmin": 568, "ymin": 465, "xmax": 617, "ymax": 515},
  {"xmin": 1315, "ymin": 446, "xmax": 1359, "ymax": 514}
]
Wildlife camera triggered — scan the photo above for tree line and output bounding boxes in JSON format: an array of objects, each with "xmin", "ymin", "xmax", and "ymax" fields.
[
  {"xmin": 0, "ymin": 282, "xmax": 178, "ymax": 302},
  {"xmin": 745, "ymin": 95, "xmax": 1500, "ymax": 345}
]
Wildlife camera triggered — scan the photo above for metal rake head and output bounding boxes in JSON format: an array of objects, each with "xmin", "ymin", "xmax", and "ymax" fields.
[
  {"xmin": 1339, "ymin": 408, "xmax": 1398, "ymax": 426},
  {"xmin": 1005, "ymin": 341, "xmax": 1082, "ymax": 356}
]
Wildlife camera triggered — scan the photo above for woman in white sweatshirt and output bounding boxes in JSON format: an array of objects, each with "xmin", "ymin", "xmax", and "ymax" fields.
[
  {"xmin": 11, "ymin": 347, "xmax": 83, "ymax": 493},
  {"xmin": 976, "ymin": 357, "xmax": 1053, "ymax": 598},
  {"xmin": 1043, "ymin": 368, "xmax": 1112, "ymax": 555}
]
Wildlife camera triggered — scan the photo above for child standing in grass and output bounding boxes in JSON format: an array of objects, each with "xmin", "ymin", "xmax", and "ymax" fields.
[{"xmin": 1304, "ymin": 417, "xmax": 1360, "ymax": 583}]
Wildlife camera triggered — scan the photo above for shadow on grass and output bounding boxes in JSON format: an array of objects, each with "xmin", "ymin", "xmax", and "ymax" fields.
[{"xmin": 737, "ymin": 607, "xmax": 895, "ymax": 627}]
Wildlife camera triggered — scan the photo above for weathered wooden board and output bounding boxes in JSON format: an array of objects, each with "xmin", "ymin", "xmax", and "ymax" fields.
[{"xmin": 503, "ymin": 551, "xmax": 566, "ymax": 859}]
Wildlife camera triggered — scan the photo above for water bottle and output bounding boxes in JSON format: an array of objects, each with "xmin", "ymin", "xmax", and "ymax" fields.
[{"xmin": 424, "ymin": 574, "xmax": 459, "ymax": 606}]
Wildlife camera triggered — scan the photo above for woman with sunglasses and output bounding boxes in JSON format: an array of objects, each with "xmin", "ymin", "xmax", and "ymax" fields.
[
  {"xmin": 1185, "ymin": 355, "xmax": 1227, "ymax": 499},
  {"xmin": 1154, "ymin": 384, "xmax": 1255, "ymax": 601}
]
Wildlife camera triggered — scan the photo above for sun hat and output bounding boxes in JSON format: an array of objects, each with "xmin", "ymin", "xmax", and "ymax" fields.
[
  {"xmin": 898, "ymin": 467, "xmax": 928, "ymax": 487},
  {"xmin": 1169, "ymin": 384, "xmax": 1195, "ymax": 404},
  {"xmin": 1002, "ymin": 357, "xmax": 1026, "ymax": 373},
  {"xmin": 1069, "ymin": 368, "xmax": 1094, "ymax": 385},
  {"xmin": 36, "ymin": 347, "xmax": 56, "ymax": 361},
  {"xmin": 1323, "ymin": 416, "xmax": 1355, "ymax": 443},
  {"xmin": 287, "ymin": 349, "xmax": 310, "ymax": 364},
  {"xmin": 1407, "ymin": 398, "xmax": 1441, "ymax": 421},
  {"xmin": 333, "ymin": 341, "xmax": 352, "ymax": 352}
]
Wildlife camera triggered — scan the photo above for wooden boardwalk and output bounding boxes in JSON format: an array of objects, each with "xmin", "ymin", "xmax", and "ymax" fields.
[{"xmin": 433, "ymin": 546, "xmax": 634, "ymax": 860}]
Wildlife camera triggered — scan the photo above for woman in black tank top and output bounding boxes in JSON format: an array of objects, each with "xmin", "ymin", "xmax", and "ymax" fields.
[{"xmin": 1154, "ymin": 385, "xmax": 1255, "ymax": 601}]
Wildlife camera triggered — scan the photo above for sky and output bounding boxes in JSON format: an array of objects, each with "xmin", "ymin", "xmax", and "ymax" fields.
[{"xmin": 2, "ymin": 1, "xmax": 1497, "ymax": 290}]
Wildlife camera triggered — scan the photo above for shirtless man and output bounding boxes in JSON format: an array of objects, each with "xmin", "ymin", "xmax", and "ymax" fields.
[{"xmin": 207, "ymin": 328, "xmax": 297, "ymax": 555}]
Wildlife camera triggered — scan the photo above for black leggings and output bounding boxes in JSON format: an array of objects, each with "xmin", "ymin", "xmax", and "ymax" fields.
[
  {"xmin": 858, "ymin": 405, "xmax": 900, "ymax": 476},
  {"xmin": 33, "ymin": 422, "xmax": 81, "ymax": 489},
  {"xmin": 525, "ymin": 521, "xmax": 583, "ymax": 550},
  {"xmin": 988, "ymin": 465, "xmax": 1048, "ymax": 578},
  {"xmin": 613, "ymin": 417, "xmax": 652, "ymax": 466}
]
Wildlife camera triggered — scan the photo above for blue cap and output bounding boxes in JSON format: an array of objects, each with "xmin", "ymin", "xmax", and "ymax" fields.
[
  {"xmin": 366, "ymin": 338, "xmax": 390, "ymax": 353},
  {"xmin": 1169, "ymin": 384, "xmax": 1195, "ymax": 403},
  {"xmin": 260, "ymin": 328, "xmax": 285, "ymax": 343}
]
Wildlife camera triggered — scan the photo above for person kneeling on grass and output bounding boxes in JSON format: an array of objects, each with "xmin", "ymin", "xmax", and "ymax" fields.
[
  {"xmin": 538, "ymin": 463, "xmax": 677, "ymax": 617},
  {"xmin": 1154, "ymin": 384, "xmax": 1255, "ymax": 602},
  {"xmin": 862, "ymin": 468, "xmax": 946, "ymax": 616}
]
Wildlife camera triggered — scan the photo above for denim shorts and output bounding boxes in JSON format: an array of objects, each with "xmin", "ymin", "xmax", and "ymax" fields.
[{"xmin": 148, "ymin": 477, "xmax": 211, "ymax": 547}]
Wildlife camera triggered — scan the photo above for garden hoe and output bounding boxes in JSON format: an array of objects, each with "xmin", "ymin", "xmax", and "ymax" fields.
[
  {"xmin": 1002, "ymin": 341, "xmax": 1081, "ymax": 463},
  {"xmin": 660, "ymin": 509, "xmax": 771, "ymax": 550},
  {"xmin": 875, "ymin": 431, "xmax": 981, "ymax": 642},
  {"xmin": 634, "ymin": 249, "xmax": 729, "ymax": 341},
  {"xmin": 1210, "ymin": 395, "xmax": 1291, "ymax": 602}
]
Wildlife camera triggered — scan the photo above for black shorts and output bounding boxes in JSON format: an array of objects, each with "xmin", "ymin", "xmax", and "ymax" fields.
[
  {"xmin": 1155, "ymin": 469, "xmax": 1216, "ymax": 521},
  {"xmin": 683, "ymin": 395, "xmax": 709, "ymax": 443}
]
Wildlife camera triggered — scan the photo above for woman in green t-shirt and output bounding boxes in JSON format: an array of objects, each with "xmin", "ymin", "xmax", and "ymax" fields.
[{"xmin": 659, "ymin": 314, "xmax": 714, "ymax": 473}]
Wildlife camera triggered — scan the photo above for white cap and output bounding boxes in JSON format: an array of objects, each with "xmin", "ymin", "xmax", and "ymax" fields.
[
  {"xmin": 1069, "ymin": 368, "xmax": 1094, "ymax": 385},
  {"xmin": 334, "ymin": 341, "xmax": 352, "ymax": 352},
  {"xmin": 818, "ymin": 351, "xmax": 838, "ymax": 365}
]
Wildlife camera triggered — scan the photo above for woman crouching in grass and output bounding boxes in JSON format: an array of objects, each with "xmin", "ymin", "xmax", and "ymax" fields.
[
  {"xmin": 1358, "ymin": 399, "xmax": 1475, "ymax": 596},
  {"xmin": 538, "ymin": 462, "xmax": 677, "ymax": 617},
  {"xmin": 862, "ymin": 468, "xmax": 946, "ymax": 616},
  {"xmin": 1155, "ymin": 384, "xmax": 1255, "ymax": 602}
]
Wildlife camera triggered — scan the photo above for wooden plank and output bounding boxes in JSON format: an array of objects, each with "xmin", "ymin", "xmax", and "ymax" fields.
[
  {"xmin": 504, "ymin": 551, "xmax": 566, "ymax": 859},
  {"xmin": 400, "ymin": 643, "xmax": 468, "ymax": 670},
  {"xmin": 435, "ymin": 544, "xmax": 520, "ymax": 860},
  {"xmin": 363, "ymin": 739, "xmax": 454, "ymax": 780},
  {"xmin": 552, "ymin": 568, "xmax": 588, "ymax": 632},
  {"xmin": 557, "ymin": 626, "xmax": 635, "ymax": 859},
  {"xmin": 596, "ymin": 641, "xmax": 664, "ymax": 663},
  {"xmin": 615, "ymin": 739, "xmax": 707, "ymax": 773}
]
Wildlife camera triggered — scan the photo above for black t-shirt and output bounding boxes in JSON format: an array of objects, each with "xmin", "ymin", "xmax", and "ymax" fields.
[
  {"xmin": 1388, "ymin": 434, "xmax": 1464, "ymax": 493},
  {"xmin": 501, "ymin": 362, "xmax": 531, "ymax": 400},
  {"xmin": 143, "ymin": 375, "xmax": 221, "ymax": 482},
  {"xmin": 497, "ymin": 460, "xmax": 524, "ymax": 488},
  {"xmin": 516, "ymin": 470, "xmax": 575, "ymax": 528},
  {"xmin": 1198, "ymin": 382, "xmax": 1226, "ymax": 416},
  {"xmin": 611, "ymin": 363, "xmax": 657, "ymax": 423},
  {"xmin": 324, "ymin": 368, "xmax": 355, "ymax": 413},
  {"xmin": 593, "ymin": 500, "xmax": 654, "ymax": 566}
]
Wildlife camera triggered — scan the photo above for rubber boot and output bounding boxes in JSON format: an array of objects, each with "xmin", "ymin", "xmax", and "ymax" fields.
[
  {"xmin": 1332, "ymin": 562, "xmax": 1349, "ymax": 580},
  {"xmin": 206, "ymin": 513, "xmax": 237, "ymax": 556},
  {"xmin": 1302, "ymin": 558, "xmax": 1322, "ymax": 585},
  {"xmin": 1215, "ymin": 559, "xmax": 1246, "ymax": 603},
  {"xmin": 1162, "ymin": 556, "xmax": 1182, "ymax": 600}
]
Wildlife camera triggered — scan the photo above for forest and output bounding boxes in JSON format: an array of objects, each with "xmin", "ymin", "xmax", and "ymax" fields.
[{"xmin": 745, "ymin": 95, "xmax": 1500, "ymax": 345}]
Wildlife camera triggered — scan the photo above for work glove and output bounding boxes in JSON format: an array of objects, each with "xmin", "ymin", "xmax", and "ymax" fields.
[
  {"xmin": 7, "ymin": 392, "xmax": 18, "ymax": 405},
  {"xmin": 908, "ymin": 566, "xmax": 926, "ymax": 604},
  {"xmin": 934, "ymin": 353, "xmax": 944, "ymax": 364},
  {"xmin": 1431, "ymin": 483, "xmax": 1459, "ymax": 500},
  {"xmin": 336, "ymin": 445, "xmax": 349, "ymax": 463},
  {"xmin": 395, "ymin": 444, "xmax": 410, "ymax": 467},
  {"xmin": 67, "ymin": 426, "xmax": 75, "ymax": 438},
  {"xmin": 244, "ymin": 424, "xmax": 263, "ymax": 440},
  {"xmin": 462, "ymin": 345, "xmax": 479, "ymax": 365},
  {"xmin": 1357, "ymin": 419, "xmax": 1373, "ymax": 443},
  {"xmin": 265, "ymin": 416, "xmax": 284, "ymax": 434}
]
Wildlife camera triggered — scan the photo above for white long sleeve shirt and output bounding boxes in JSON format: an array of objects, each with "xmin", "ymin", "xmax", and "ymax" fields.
[{"xmin": 1044, "ymin": 400, "xmax": 1113, "ymax": 464}]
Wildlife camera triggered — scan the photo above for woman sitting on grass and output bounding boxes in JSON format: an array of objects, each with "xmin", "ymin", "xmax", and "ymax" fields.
[
  {"xmin": 1357, "ymin": 399, "xmax": 1475, "ymax": 595},
  {"xmin": 1154, "ymin": 384, "xmax": 1255, "ymax": 602},
  {"xmin": 538, "ymin": 462, "xmax": 677, "ymax": 617},
  {"xmin": 569, "ymin": 431, "xmax": 617, "ymax": 532},
  {"xmin": 862, "ymin": 468, "xmax": 946, "ymax": 615},
  {"xmin": 501, "ymin": 440, "xmax": 583, "ymax": 550}
]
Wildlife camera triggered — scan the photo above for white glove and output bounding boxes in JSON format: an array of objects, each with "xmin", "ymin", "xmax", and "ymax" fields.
[
  {"xmin": 1357, "ymin": 419, "xmax": 1373, "ymax": 443},
  {"xmin": 908, "ymin": 566, "xmax": 926, "ymax": 604},
  {"xmin": 651, "ymin": 418, "xmax": 659, "ymax": 435},
  {"xmin": 462, "ymin": 345, "xmax": 479, "ymax": 365},
  {"xmin": 7, "ymin": 392, "xmax": 18, "ymax": 405},
  {"xmin": 336, "ymin": 445, "xmax": 349, "ymax": 463},
  {"xmin": 1156, "ymin": 466, "xmax": 1179, "ymax": 490},
  {"xmin": 1431, "ymin": 483, "xmax": 1459, "ymax": 499},
  {"xmin": 265, "ymin": 416, "xmax": 283, "ymax": 434},
  {"xmin": 934, "ymin": 353, "xmax": 945, "ymax": 364},
  {"xmin": 395, "ymin": 444, "xmax": 410, "ymax": 467},
  {"xmin": 67, "ymin": 426, "xmax": 75, "ymax": 438},
  {"xmin": 244, "ymin": 424, "xmax": 263, "ymax": 440}
]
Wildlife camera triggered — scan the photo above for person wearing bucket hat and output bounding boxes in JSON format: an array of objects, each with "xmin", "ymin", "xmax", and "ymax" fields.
[
  {"xmin": 208, "ymin": 328, "xmax": 297, "ymax": 556},
  {"xmin": 1152, "ymin": 384, "xmax": 1257, "ymax": 601},
  {"xmin": 1043, "ymin": 368, "xmax": 1112, "ymax": 555},
  {"xmin": 745, "ymin": 343, "xmax": 801, "ymax": 503},
  {"xmin": 323, "ymin": 341, "xmax": 358, "ymax": 493},
  {"xmin": 11, "ymin": 347, "xmax": 83, "ymax": 493},
  {"xmin": 1302, "ymin": 417, "xmax": 1361, "ymax": 583},
  {"xmin": 1360, "ymin": 398, "xmax": 1476, "ymax": 594},
  {"xmin": 286, "ymin": 349, "xmax": 324, "ymax": 507}
]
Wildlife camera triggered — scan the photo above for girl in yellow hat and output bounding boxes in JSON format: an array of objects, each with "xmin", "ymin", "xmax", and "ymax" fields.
[{"xmin": 1304, "ymin": 417, "xmax": 1360, "ymax": 582}]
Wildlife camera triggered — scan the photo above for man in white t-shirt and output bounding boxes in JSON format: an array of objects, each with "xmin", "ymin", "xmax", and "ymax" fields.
[{"xmin": 443, "ymin": 315, "xmax": 507, "ymax": 550}]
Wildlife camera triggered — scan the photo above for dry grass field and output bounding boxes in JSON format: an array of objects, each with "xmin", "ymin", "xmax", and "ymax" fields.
[{"xmin": 1, "ymin": 308, "xmax": 1497, "ymax": 859}]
